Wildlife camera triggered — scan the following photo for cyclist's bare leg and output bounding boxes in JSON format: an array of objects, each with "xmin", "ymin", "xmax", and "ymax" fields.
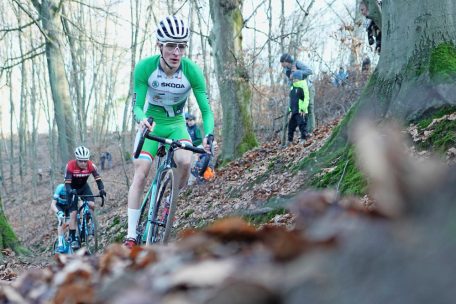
[
  {"xmin": 128, "ymin": 159, "xmax": 153, "ymax": 209},
  {"xmin": 69, "ymin": 210, "xmax": 77, "ymax": 230},
  {"xmin": 126, "ymin": 158, "xmax": 152, "ymax": 240},
  {"xmin": 57, "ymin": 224, "xmax": 64, "ymax": 236},
  {"xmin": 88, "ymin": 201, "xmax": 95, "ymax": 211},
  {"xmin": 173, "ymin": 149, "xmax": 193, "ymax": 192}
]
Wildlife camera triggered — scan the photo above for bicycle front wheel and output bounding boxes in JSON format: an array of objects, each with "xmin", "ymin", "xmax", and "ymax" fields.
[
  {"xmin": 83, "ymin": 210, "xmax": 98, "ymax": 254},
  {"xmin": 146, "ymin": 169, "xmax": 176, "ymax": 245},
  {"xmin": 136, "ymin": 186, "xmax": 154, "ymax": 245}
]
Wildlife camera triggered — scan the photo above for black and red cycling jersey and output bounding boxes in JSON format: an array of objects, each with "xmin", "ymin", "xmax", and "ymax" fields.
[{"xmin": 64, "ymin": 160, "xmax": 104, "ymax": 191}]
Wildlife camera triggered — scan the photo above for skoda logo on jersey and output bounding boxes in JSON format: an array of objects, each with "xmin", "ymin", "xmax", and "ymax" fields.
[
  {"xmin": 161, "ymin": 82, "xmax": 185, "ymax": 88},
  {"xmin": 152, "ymin": 80, "xmax": 159, "ymax": 88}
]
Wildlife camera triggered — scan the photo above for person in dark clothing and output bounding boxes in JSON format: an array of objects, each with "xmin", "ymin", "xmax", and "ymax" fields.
[
  {"xmin": 185, "ymin": 113, "xmax": 203, "ymax": 146},
  {"xmin": 100, "ymin": 152, "xmax": 106, "ymax": 170},
  {"xmin": 360, "ymin": 1, "xmax": 382, "ymax": 53},
  {"xmin": 280, "ymin": 53, "xmax": 316, "ymax": 134},
  {"xmin": 100, "ymin": 152, "xmax": 113, "ymax": 170},
  {"xmin": 288, "ymin": 70, "xmax": 309, "ymax": 145},
  {"xmin": 105, "ymin": 152, "xmax": 112, "ymax": 169},
  {"xmin": 362, "ymin": 57, "xmax": 371, "ymax": 73}
]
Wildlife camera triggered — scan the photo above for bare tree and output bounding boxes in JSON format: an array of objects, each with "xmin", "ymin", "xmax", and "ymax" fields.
[
  {"xmin": 121, "ymin": 0, "xmax": 155, "ymax": 161},
  {"xmin": 7, "ymin": 70, "xmax": 15, "ymax": 191},
  {"xmin": 210, "ymin": 0, "xmax": 258, "ymax": 161},
  {"xmin": 349, "ymin": 0, "xmax": 366, "ymax": 67},
  {"xmin": 29, "ymin": 0, "xmax": 76, "ymax": 166}
]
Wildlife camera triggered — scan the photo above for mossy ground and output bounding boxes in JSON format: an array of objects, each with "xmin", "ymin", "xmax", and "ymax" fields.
[
  {"xmin": 310, "ymin": 147, "xmax": 367, "ymax": 195},
  {"xmin": 415, "ymin": 106, "xmax": 456, "ymax": 154},
  {"xmin": 243, "ymin": 207, "xmax": 287, "ymax": 226}
]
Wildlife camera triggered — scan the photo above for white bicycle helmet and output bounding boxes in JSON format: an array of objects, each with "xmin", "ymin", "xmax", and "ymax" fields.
[
  {"xmin": 74, "ymin": 146, "xmax": 90, "ymax": 160},
  {"xmin": 156, "ymin": 16, "xmax": 189, "ymax": 43}
]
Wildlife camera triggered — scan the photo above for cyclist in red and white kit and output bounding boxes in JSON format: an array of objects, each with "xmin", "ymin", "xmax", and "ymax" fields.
[{"xmin": 64, "ymin": 146, "xmax": 106, "ymax": 249}]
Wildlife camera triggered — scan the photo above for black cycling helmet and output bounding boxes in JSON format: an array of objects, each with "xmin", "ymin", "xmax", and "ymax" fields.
[{"xmin": 280, "ymin": 53, "xmax": 294, "ymax": 64}]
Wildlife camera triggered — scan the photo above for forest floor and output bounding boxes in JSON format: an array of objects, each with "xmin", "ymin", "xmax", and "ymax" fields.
[
  {"xmin": 1, "ymin": 111, "xmax": 455, "ymax": 303},
  {"xmin": 0, "ymin": 118, "xmax": 340, "ymax": 280}
]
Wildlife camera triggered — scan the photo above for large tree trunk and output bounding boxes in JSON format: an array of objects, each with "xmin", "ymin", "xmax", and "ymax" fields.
[
  {"xmin": 305, "ymin": 0, "xmax": 456, "ymax": 194},
  {"xmin": 32, "ymin": 0, "xmax": 75, "ymax": 166},
  {"xmin": 358, "ymin": 0, "xmax": 456, "ymax": 121},
  {"xmin": 210, "ymin": 0, "xmax": 258, "ymax": 161}
]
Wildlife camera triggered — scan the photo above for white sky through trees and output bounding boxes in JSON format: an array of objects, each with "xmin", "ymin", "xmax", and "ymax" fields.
[{"xmin": 1, "ymin": 0, "xmax": 369, "ymax": 134}]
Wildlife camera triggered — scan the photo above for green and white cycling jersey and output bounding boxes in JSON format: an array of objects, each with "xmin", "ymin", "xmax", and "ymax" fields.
[{"xmin": 132, "ymin": 55, "xmax": 214, "ymax": 160}]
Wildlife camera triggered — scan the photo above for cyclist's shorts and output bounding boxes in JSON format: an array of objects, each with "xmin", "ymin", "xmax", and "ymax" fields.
[
  {"xmin": 56, "ymin": 202, "xmax": 76, "ymax": 214},
  {"xmin": 134, "ymin": 121, "xmax": 191, "ymax": 162},
  {"xmin": 75, "ymin": 183, "xmax": 95, "ymax": 202},
  {"xmin": 65, "ymin": 184, "xmax": 95, "ymax": 212}
]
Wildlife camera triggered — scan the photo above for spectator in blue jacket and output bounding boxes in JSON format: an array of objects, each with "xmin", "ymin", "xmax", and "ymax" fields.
[{"xmin": 333, "ymin": 67, "xmax": 349, "ymax": 87}]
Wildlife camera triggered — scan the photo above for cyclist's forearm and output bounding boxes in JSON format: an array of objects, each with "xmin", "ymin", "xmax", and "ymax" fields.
[
  {"xmin": 133, "ymin": 106, "xmax": 147, "ymax": 123},
  {"xmin": 50, "ymin": 200, "xmax": 58, "ymax": 213},
  {"xmin": 96, "ymin": 179, "xmax": 104, "ymax": 191}
]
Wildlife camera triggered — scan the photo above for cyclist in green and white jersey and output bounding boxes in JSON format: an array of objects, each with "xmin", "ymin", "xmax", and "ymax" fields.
[{"xmin": 124, "ymin": 15, "xmax": 215, "ymax": 248}]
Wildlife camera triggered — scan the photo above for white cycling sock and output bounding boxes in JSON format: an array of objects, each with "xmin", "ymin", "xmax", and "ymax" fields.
[
  {"xmin": 127, "ymin": 208, "xmax": 141, "ymax": 239},
  {"xmin": 58, "ymin": 235, "xmax": 65, "ymax": 246}
]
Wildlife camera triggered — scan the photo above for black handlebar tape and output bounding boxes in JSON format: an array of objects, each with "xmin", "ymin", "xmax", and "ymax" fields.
[
  {"xmin": 134, "ymin": 136, "xmax": 145, "ymax": 159},
  {"xmin": 134, "ymin": 117, "xmax": 154, "ymax": 159}
]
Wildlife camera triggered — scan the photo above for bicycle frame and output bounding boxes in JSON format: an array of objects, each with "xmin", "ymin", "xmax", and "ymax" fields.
[
  {"xmin": 73, "ymin": 194, "xmax": 104, "ymax": 254},
  {"xmin": 139, "ymin": 142, "xmax": 182, "ymax": 244},
  {"xmin": 135, "ymin": 122, "xmax": 210, "ymax": 245}
]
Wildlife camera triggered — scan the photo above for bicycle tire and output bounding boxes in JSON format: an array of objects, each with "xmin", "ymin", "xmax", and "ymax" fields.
[
  {"xmin": 136, "ymin": 186, "xmax": 154, "ymax": 245},
  {"xmin": 83, "ymin": 209, "xmax": 98, "ymax": 254},
  {"xmin": 146, "ymin": 168, "xmax": 175, "ymax": 245}
]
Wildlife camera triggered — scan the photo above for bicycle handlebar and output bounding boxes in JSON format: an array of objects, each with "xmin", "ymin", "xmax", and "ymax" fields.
[
  {"xmin": 134, "ymin": 117, "xmax": 210, "ymax": 158},
  {"xmin": 72, "ymin": 194, "xmax": 105, "ymax": 207},
  {"xmin": 133, "ymin": 117, "xmax": 153, "ymax": 159}
]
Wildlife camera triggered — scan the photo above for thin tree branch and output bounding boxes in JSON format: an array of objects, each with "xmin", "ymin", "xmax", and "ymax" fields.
[
  {"xmin": 1, "ymin": 48, "xmax": 46, "ymax": 72},
  {"xmin": 12, "ymin": 0, "xmax": 47, "ymax": 39}
]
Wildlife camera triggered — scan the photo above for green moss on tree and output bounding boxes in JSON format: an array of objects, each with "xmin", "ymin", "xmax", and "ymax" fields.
[
  {"xmin": 238, "ymin": 133, "xmax": 258, "ymax": 155},
  {"xmin": 429, "ymin": 43, "xmax": 456, "ymax": 81},
  {"xmin": 235, "ymin": 70, "xmax": 258, "ymax": 156},
  {"xmin": 0, "ymin": 211, "xmax": 21, "ymax": 253},
  {"xmin": 402, "ymin": 42, "xmax": 456, "ymax": 81}
]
